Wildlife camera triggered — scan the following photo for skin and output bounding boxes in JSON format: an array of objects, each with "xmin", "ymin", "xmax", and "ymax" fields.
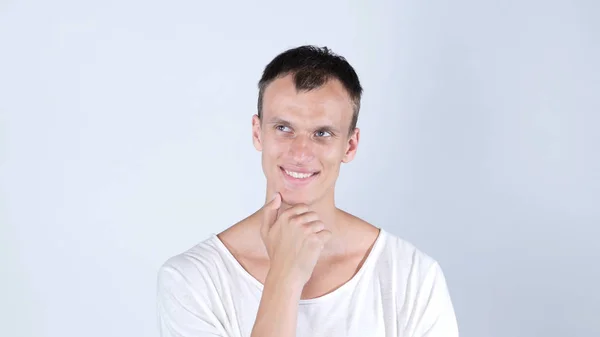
[{"xmin": 217, "ymin": 73, "xmax": 380, "ymax": 337}]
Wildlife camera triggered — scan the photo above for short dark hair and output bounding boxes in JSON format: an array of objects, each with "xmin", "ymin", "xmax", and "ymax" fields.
[{"xmin": 257, "ymin": 45, "xmax": 363, "ymax": 134}]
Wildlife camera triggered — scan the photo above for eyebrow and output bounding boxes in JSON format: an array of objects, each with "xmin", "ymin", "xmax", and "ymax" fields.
[{"xmin": 266, "ymin": 117, "xmax": 341, "ymax": 134}]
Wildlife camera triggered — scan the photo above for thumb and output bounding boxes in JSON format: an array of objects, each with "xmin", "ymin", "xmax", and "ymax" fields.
[{"xmin": 261, "ymin": 192, "xmax": 281, "ymax": 233}]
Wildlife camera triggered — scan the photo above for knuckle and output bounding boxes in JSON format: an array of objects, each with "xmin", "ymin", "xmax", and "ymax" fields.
[
  {"xmin": 304, "ymin": 212, "xmax": 318, "ymax": 223},
  {"xmin": 282, "ymin": 204, "xmax": 307, "ymax": 218},
  {"xmin": 290, "ymin": 216, "xmax": 302, "ymax": 226},
  {"xmin": 301, "ymin": 222, "xmax": 314, "ymax": 233},
  {"xmin": 296, "ymin": 204, "xmax": 309, "ymax": 213},
  {"xmin": 302, "ymin": 216, "xmax": 319, "ymax": 229},
  {"xmin": 282, "ymin": 213, "xmax": 295, "ymax": 223},
  {"xmin": 281, "ymin": 208, "xmax": 293, "ymax": 219},
  {"xmin": 307, "ymin": 220, "xmax": 323, "ymax": 231}
]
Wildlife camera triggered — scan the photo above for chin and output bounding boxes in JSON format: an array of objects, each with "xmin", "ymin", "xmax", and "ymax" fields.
[{"xmin": 279, "ymin": 191, "xmax": 315, "ymax": 206}]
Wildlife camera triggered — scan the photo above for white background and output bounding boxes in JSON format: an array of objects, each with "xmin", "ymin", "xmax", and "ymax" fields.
[{"xmin": 1, "ymin": 1, "xmax": 599, "ymax": 336}]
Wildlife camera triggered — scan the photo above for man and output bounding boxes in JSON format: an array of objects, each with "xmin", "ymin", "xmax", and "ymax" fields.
[{"xmin": 157, "ymin": 45, "xmax": 459, "ymax": 337}]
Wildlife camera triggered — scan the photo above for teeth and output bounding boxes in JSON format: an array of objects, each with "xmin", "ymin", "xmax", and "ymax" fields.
[{"xmin": 284, "ymin": 170, "xmax": 314, "ymax": 179}]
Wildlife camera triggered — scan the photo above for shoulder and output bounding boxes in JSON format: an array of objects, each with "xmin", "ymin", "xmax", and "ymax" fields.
[
  {"xmin": 156, "ymin": 235, "xmax": 228, "ymax": 296},
  {"xmin": 380, "ymin": 230, "xmax": 439, "ymax": 269},
  {"xmin": 376, "ymin": 229, "xmax": 448, "ymax": 288}
]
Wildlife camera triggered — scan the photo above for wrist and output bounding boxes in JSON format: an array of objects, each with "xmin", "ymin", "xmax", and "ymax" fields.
[{"xmin": 264, "ymin": 269, "xmax": 304, "ymax": 296}]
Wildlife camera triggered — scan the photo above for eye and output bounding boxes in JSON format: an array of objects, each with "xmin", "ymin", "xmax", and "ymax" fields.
[
  {"xmin": 315, "ymin": 130, "xmax": 332, "ymax": 137},
  {"xmin": 275, "ymin": 125, "xmax": 292, "ymax": 133}
]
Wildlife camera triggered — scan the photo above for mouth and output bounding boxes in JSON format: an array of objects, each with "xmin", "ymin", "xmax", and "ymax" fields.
[{"xmin": 279, "ymin": 166, "xmax": 320, "ymax": 185}]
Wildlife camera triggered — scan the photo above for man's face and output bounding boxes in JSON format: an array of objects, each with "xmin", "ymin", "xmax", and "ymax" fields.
[{"xmin": 252, "ymin": 74, "xmax": 359, "ymax": 206}]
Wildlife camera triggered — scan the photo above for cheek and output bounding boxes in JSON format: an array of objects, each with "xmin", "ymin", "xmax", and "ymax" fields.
[
  {"xmin": 262, "ymin": 139, "xmax": 287, "ymax": 161},
  {"xmin": 319, "ymin": 144, "xmax": 346, "ymax": 166}
]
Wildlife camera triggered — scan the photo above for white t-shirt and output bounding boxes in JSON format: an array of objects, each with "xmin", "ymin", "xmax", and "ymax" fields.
[{"xmin": 156, "ymin": 228, "xmax": 459, "ymax": 337}]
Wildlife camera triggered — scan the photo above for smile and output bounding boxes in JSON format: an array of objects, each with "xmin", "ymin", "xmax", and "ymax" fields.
[{"xmin": 279, "ymin": 167, "xmax": 320, "ymax": 180}]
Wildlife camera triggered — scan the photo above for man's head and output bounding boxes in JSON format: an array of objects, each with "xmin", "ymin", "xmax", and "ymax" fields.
[{"xmin": 252, "ymin": 45, "xmax": 363, "ymax": 206}]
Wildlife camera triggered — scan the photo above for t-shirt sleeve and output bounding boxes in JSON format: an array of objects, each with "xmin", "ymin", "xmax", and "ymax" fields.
[
  {"xmin": 156, "ymin": 260, "xmax": 228, "ymax": 337},
  {"xmin": 405, "ymin": 262, "xmax": 460, "ymax": 337}
]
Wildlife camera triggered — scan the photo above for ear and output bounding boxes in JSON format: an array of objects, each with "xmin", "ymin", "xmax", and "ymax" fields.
[
  {"xmin": 342, "ymin": 127, "xmax": 360, "ymax": 163},
  {"xmin": 252, "ymin": 114, "xmax": 263, "ymax": 151}
]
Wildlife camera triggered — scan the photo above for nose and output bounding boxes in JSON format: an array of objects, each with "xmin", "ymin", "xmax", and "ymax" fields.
[{"xmin": 288, "ymin": 135, "xmax": 315, "ymax": 163}]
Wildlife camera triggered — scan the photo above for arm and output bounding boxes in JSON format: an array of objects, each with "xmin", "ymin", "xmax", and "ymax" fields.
[{"xmin": 250, "ymin": 271, "xmax": 303, "ymax": 337}]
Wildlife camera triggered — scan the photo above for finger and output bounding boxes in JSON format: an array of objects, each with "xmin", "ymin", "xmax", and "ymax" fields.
[
  {"xmin": 305, "ymin": 229, "xmax": 332, "ymax": 251},
  {"xmin": 289, "ymin": 212, "xmax": 319, "ymax": 227},
  {"xmin": 261, "ymin": 192, "xmax": 281, "ymax": 235},
  {"xmin": 280, "ymin": 204, "xmax": 310, "ymax": 220},
  {"xmin": 302, "ymin": 220, "xmax": 325, "ymax": 233}
]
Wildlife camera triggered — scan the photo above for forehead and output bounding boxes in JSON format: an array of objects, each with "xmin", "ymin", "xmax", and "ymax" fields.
[{"xmin": 261, "ymin": 74, "xmax": 354, "ymax": 126}]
